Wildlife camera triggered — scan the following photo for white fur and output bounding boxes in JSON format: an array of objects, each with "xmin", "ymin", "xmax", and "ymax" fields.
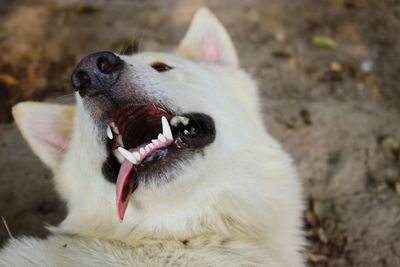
[{"xmin": 0, "ymin": 7, "xmax": 305, "ymax": 267}]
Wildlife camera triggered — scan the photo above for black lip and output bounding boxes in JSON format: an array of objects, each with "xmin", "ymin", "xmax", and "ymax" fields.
[{"xmin": 172, "ymin": 113, "xmax": 216, "ymax": 149}]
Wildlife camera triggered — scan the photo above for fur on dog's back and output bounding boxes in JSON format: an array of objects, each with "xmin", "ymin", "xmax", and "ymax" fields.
[{"xmin": 0, "ymin": 7, "xmax": 304, "ymax": 267}]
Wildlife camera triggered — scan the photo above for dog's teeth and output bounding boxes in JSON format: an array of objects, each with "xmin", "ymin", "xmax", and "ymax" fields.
[
  {"xmin": 139, "ymin": 148, "xmax": 145, "ymax": 155},
  {"xmin": 112, "ymin": 125, "xmax": 119, "ymax": 135},
  {"xmin": 161, "ymin": 116, "xmax": 173, "ymax": 140},
  {"xmin": 118, "ymin": 147, "xmax": 137, "ymax": 165},
  {"xmin": 170, "ymin": 116, "xmax": 190, "ymax": 127},
  {"xmin": 113, "ymin": 149, "xmax": 124, "ymax": 164},
  {"xmin": 149, "ymin": 143, "xmax": 155, "ymax": 149},
  {"xmin": 158, "ymin": 133, "xmax": 167, "ymax": 142},
  {"xmin": 107, "ymin": 126, "xmax": 113, "ymax": 139},
  {"xmin": 117, "ymin": 135, "xmax": 124, "ymax": 147},
  {"xmin": 145, "ymin": 145, "xmax": 151, "ymax": 153},
  {"xmin": 133, "ymin": 152, "xmax": 141, "ymax": 160},
  {"xmin": 152, "ymin": 139, "xmax": 160, "ymax": 146}
]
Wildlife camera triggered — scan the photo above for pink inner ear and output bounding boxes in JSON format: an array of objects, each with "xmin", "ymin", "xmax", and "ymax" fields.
[
  {"xmin": 202, "ymin": 37, "xmax": 221, "ymax": 64},
  {"xmin": 44, "ymin": 132, "xmax": 69, "ymax": 152},
  {"xmin": 35, "ymin": 131, "xmax": 69, "ymax": 153}
]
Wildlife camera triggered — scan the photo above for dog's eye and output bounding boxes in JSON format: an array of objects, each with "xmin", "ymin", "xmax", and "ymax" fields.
[{"xmin": 151, "ymin": 62, "xmax": 174, "ymax": 72}]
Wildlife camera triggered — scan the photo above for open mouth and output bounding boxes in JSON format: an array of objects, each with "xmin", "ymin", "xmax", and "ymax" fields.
[{"xmin": 104, "ymin": 105, "xmax": 215, "ymax": 221}]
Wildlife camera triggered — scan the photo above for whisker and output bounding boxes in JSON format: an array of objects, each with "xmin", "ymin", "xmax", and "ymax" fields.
[{"xmin": 1, "ymin": 216, "xmax": 13, "ymax": 239}]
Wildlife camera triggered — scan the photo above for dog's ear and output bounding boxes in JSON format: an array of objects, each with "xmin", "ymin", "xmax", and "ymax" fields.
[
  {"xmin": 177, "ymin": 7, "xmax": 238, "ymax": 67},
  {"xmin": 12, "ymin": 102, "xmax": 75, "ymax": 170}
]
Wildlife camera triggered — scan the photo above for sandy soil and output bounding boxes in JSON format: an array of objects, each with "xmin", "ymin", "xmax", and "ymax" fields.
[{"xmin": 0, "ymin": 0, "xmax": 399, "ymax": 266}]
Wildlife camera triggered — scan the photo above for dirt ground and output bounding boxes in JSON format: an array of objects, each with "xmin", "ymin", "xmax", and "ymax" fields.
[{"xmin": 0, "ymin": 0, "xmax": 399, "ymax": 266}]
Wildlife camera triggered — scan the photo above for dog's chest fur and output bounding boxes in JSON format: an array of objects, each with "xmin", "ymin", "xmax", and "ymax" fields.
[{"xmin": 1, "ymin": 234, "xmax": 271, "ymax": 266}]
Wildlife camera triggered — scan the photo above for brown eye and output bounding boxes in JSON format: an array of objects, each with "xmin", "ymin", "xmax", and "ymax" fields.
[{"xmin": 151, "ymin": 62, "xmax": 173, "ymax": 72}]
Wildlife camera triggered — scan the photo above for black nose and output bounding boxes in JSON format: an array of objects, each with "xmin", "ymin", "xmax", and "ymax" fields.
[{"xmin": 71, "ymin": 51, "xmax": 123, "ymax": 97}]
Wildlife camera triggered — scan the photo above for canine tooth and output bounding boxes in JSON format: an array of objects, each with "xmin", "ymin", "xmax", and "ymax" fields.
[
  {"xmin": 161, "ymin": 116, "xmax": 173, "ymax": 140},
  {"xmin": 170, "ymin": 116, "xmax": 190, "ymax": 127},
  {"xmin": 117, "ymin": 135, "xmax": 124, "ymax": 147},
  {"xmin": 158, "ymin": 133, "xmax": 166, "ymax": 142},
  {"xmin": 140, "ymin": 148, "xmax": 145, "ymax": 155},
  {"xmin": 107, "ymin": 126, "xmax": 113, "ymax": 139},
  {"xmin": 113, "ymin": 150, "xmax": 124, "ymax": 163},
  {"xmin": 118, "ymin": 147, "xmax": 137, "ymax": 164}
]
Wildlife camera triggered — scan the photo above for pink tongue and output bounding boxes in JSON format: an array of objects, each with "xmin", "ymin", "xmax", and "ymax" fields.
[{"xmin": 116, "ymin": 159, "xmax": 138, "ymax": 222}]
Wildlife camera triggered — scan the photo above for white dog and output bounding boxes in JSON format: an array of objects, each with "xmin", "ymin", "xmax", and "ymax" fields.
[{"xmin": 0, "ymin": 7, "xmax": 304, "ymax": 266}]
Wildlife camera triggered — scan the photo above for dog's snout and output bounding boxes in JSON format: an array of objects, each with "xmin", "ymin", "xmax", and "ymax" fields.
[{"xmin": 71, "ymin": 51, "xmax": 123, "ymax": 97}]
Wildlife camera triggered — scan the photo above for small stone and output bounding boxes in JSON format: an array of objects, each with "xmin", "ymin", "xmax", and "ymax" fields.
[
  {"xmin": 330, "ymin": 61, "xmax": 342, "ymax": 72},
  {"xmin": 275, "ymin": 32, "xmax": 286, "ymax": 42},
  {"xmin": 360, "ymin": 60, "xmax": 373, "ymax": 73},
  {"xmin": 381, "ymin": 137, "xmax": 400, "ymax": 152}
]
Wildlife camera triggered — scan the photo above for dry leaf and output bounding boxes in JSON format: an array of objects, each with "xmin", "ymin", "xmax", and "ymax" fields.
[
  {"xmin": 307, "ymin": 252, "xmax": 328, "ymax": 263},
  {"xmin": 0, "ymin": 73, "xmax": 19, "ymax": 86},
  {"xmin": 317, "ymin": 227, "xmax": 328, "ymax": 243}
]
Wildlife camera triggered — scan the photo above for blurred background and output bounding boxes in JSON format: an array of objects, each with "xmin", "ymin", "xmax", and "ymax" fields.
[{"xmin": 0, "ymin": 0, "xmax": 399, "ymax": 266}]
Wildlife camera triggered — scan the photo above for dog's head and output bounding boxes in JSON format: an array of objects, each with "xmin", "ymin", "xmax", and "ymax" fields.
[{"xmin": 12, "ymin": 8, "xmax": 299, "ymax": 243}]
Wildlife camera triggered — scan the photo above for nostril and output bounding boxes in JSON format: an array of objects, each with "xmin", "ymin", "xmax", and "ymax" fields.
[
  {"xmin": 78, "ymin": 71, "xmax": 91, "ymax": 88},
  {"xmin": 97, "ymin": 57, "xmax": 112, "ymax": 74},
  {"xmin": 97, "ymin": 55, "xmax": 122, "ymax": 74},
  {"xmin": 75, "ymin": 71, "xmax": 91, "ymax": 97}
]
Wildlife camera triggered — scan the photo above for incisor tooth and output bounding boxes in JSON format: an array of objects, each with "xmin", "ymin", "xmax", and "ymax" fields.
[
  {"xmin": 145, "ymin": 146, "xmax": 151, "ymax": 153},
  {"xmin": 133, "ymin": 152, "xmax": 141, "ymax": 160},
  {"xmin": 113, "ymin": 150, "xmax": 124, "ymax": 164},
  {"xmin": 112, "ymin": 126, "xmax": 119, "ymax": 135},
  {"xmin": 107, "ymin": 126, "xmax": 113, "ymax": 139},
  {"xmin": 158, "ymin": 133, "xmax": 166, "ymax": 142},
  {"xmin": 152, "ymin": 139, "xmax": 159, "ymax": 146},
  {"xmin": 118, "ymin": 147, "xmax": 137, "ymax": 164},
  {"xmin": 140, "ymin": 148, "xmax": 145, "ymax": 155},
  {"xmin": 149, "ymin": 143, "xmax": 155, "ymax": 149},
  {"xmin": 161, "ymin": 116, "xmax": 173, "ymax": 140},
  {"xmin": 117, "ymin": 135, "xmax": 124, "ymax": 147}
]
